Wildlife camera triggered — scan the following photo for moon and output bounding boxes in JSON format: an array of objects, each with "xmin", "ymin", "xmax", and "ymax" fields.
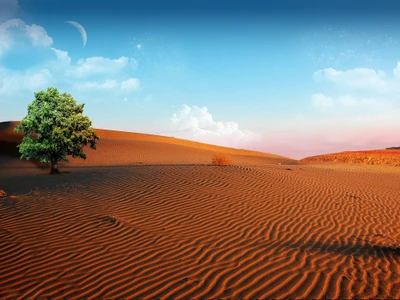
[{"xmin": 65, "ymin": 21, "xmax": 87, "ymax": 47}]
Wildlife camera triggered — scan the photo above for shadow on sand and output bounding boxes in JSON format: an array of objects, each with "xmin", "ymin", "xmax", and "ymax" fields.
[{"xmin": 0, "ymin": 141, "xmax": 48, "ymax": 169}]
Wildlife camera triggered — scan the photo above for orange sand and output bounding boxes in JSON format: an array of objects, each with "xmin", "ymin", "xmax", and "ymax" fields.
[
  {"xmin": 302, "ymin": 149, "xmax": 400, "ymax": 167},
  {"xmin": 1, "ymin": 121, "xmax": 399, "ymax": 299}
]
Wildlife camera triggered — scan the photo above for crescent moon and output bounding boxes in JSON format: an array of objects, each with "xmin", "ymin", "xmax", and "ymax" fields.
[{"xmin": 65, "ymin": 21, "xmax": 87, "ymax": 47}]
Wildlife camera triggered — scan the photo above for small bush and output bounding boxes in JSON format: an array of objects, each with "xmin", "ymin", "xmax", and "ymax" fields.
[
  {"xmin": 211, "ymin": 153, "xmax": 232, "ymax": 166},
  {"xmin": 102, "ymin": 215, "xmax": 117, "ymax": 224},
  {"xmin": 0, "ymin": 190, "xmax": 6, "ymax": 197}
]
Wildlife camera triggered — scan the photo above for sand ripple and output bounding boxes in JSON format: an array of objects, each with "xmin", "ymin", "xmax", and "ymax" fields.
[{"xmin": 1, "ymin": 163, "xmax": 400, "ymax": 298}]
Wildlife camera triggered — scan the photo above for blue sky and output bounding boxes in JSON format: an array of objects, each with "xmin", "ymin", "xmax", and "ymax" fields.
[{"xmin": 2, "ymin": 0, "xmax": 400, "ymax": 158}]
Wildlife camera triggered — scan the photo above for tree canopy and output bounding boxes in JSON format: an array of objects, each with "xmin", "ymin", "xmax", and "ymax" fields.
[{"xmin": 14, "ymin": 87, "xmax": 100, "ymax": 173}]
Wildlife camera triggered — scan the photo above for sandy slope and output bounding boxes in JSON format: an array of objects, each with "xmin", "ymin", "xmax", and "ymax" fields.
[
  {"xmin": 1, "ymin": 121, "xmax": 294, "ymax": 167},
  {"xmin": 1, "ymin": 121, "xmax": 400, "ymax": 299},
  {"xmin": 302, "ymin": 149, "xmax": 400, "ymax": 167}
]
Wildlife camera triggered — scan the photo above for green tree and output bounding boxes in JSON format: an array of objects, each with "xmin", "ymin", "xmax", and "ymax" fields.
[{"xmin": 14, "ymin": 87, "xmax": 100, "ymax": 174}]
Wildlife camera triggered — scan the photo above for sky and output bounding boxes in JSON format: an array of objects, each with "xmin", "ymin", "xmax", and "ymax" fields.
[{"xmin": 1, "ymin": 0, "xmax": 400, "ymax": 159}]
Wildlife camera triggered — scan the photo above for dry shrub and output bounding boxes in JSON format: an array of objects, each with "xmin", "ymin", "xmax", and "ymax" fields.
[
  {"xmin": 0, "ymin": 190, "xmax": 6, "ymax": 197},
  {"xmin": 102, "ymin": 215, "xmax": 118, "ymax": 224},
  {"xmin": 211, "ymin": 153, "xmax": 232, "ymax": 166}
]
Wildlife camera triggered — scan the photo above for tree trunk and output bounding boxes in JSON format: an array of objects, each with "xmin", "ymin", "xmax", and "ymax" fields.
[{"xmin": 50, "ymin": 160, "xmax": 60, "ymax": 174}]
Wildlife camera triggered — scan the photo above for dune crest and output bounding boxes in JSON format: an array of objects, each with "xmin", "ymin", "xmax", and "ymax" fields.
[
  {"xmin": 302, "ymin": 149, "xmax": 400, "ymax": 166},
  {"xmin": 0, "ymin": 121, "xmax": 296, "ymax": 167}
]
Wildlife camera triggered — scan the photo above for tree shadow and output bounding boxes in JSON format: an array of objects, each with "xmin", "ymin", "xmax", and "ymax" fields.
[
  {"xmin": 0, "ymin": 141, "xmax": 49, "ymax": 169},
  {"xmin": 0, "ymin": 141, "xmax": 20, "ymax": 158},
  {"xmin": 275, "ymin": 235, "xmax": 400, "ymax": 260}
]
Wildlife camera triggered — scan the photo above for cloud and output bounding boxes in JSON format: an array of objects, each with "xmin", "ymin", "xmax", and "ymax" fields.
[
  {"xmin": 393, "ymin": 62, "xmax": 400, "ymax": 79},
  {"xmin": 337, "ymin": 95, "xmax": 358, "ymax": 107},
  {"xmin": 311, "ymin": 93, "xmax": 384, "ymax": 110},
  {"xmin": 170, "ymin": 105, "xmax": 261, "ymax": 149},
  {"xmin": 0, "ymin": 18, "xmax": 24, "ymax": 54},
  {"xmin": 313, "ymin": 67, "xmax": 387, "ymax": 92},
  {"xmin": 0, "ymin": 43, "xmax": 140, "ymax": 100},
  {"xmin": 0, "ymin": 18, "xmax": 53, "ymax": 55},
  {"xmin": 24, "ymin": 23, "xmax": 53, "ymax": 47},
  {"xmin": 336, "ymin": 95, "xmax": 383, "ymax": 108},
  {"xmin": 101, "ymin": 80, "xmax": 118, "ymax": 89},
  {"xmin": 311, "ymin": 63, "xmax": 400, "ymax": 111},
  {"xmin": 76, "ymin": 78, "xmax": 139, "ymax": 91},
  {"xmin": 0, "ymin": 16, "xmax": 145, "ymax": 124},
  {"xmin": 0, "ymin": 0, "xmax": 19, "ymax": 21},
  {"xmin": 312, "ymin": 93, "xmax": 333, "ymax": 109},
  {"xmin": 51, "ymin": 48, "xmax": 71, "ymax": 65},
  {"xmin": 0, "ymin": 19, "xmax": 141, "ymax": 116},
  {"xmin": 121, "ymin": 78, "xmax": 140, "ymax": 90},
  {"xmin": 46, "ymin": 48, "xmax": 140, "ymax": 94},
  {"xmin": 76, "ymin": 79, "xmax": 118, "ymax": 90},
  {"xmin": 66, "ymin": 56, "xmax": 137, "ymax": 78},
  {"xmin": 303, "ymin": 61, "xmax": 400, "ymax": 158},
  {"xmin": 0, "ymin": 66, "xmax": 52, "ymax": 96}
]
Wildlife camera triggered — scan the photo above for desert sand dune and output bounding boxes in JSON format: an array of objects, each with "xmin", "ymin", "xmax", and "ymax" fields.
[
  {"xmin": 0, "ymin": 121, "xmax": 400, "ymax": 299},
  {"xmin": 302, "ymin": 149, "xmax": 400, "ymax": 167},
  {"xmin": 0, "ymin": 121, "xmax": 295, "ymax": 167}
]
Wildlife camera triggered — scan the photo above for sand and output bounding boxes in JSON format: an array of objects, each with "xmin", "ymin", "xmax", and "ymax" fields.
[
  {"xmin": 302, "ymin": 149, "xmax": 400, "ymax": 167},
  {"xmin": 1, "ymin": 121, "xmax": 400, "ymax": 299}
]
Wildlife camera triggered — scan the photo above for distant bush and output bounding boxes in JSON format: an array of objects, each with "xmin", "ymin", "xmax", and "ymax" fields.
[{"xmin": 211, "ymin": 153, "xmax": 232, "ymax": 166}]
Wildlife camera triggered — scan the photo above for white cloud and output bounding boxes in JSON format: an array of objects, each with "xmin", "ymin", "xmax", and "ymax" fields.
[
  {"xmin": 75, "ymin": 78, "xmax": 140, "ymax": 92},
  {"xmin": 24, "ymin": 23, "xmax": 53, "ymax": 47},
  {"xmin": 0, "ymin": 18, "xmax": 24, "ymax": 54},
  {"xmin": 312, "ymin": 93, "xmax": 389, "ymax": 111},
  {"xmin": 46, "ymin": 49, "xmax": 140, "ymax": 94},
  {"xmin": 66, "ymin": 56, "xmax": 137, "ymax": 78},
  {"xmin": 170, "ymin": 105, "xmax": 261, "ymax": 149},
  {"xmin": 312, "ymin": 93, "xmax": 333, "ymax": 109},
  {"xmin": 51, "ymin": 48, "xmax": 71, "ymax": 65},
  {"xmin": 339, "ymin": 95, "xmax": 387, "ymax": 109},
  {"xmin": 76, "ymin": 79, "xmax": 119, "ymax": 90},
  {"xmin": 312, "ymin": 63, "xmax": 400, "ymax": 111},
  {"xmin": 303, "ymin": 61, "xmax": 400, "ymax": 158},
  {"xmin": 393, "ymin": 62, "xmax": 400, "ymax": 79},
  {"xmin": 121, "ymin": 78, "xmax": 140, "ymax": 90},
  {"xmin": 0, "ymin": 18, "xmax": 53, "ymax": 55},
  {"xmin": 313, "ymin": 67, "xmax": 387, "ymax": 91},
  {"xmin": 0, "ymin": 0, "xmax": 19, "ymax": 21},
  {"xmin": 102, "ymin": 79, "xmax": 118, "ymax": 89},
  {"xmin": 0, "ymin": 67, "xmax": 52, "ymax": 96},
  {"xmin": 0, "ymin": 17, "xmax": 145, "ymax": 124},
  {"xmin": 0, "ymin": 18, "xmax": 141, "ymax": 99},
  {"xmin": 0, "ymin": 46, "xmax": 140, "ymax": 100},
  {"xmin": 337, "ymin": 95, "xmax": 358, "ymax": 107}
]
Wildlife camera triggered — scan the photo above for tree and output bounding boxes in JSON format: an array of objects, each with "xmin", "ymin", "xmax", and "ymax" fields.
[{"xmin": 14, "ymin": 87, "xmax": 100, "ymax": 174}]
